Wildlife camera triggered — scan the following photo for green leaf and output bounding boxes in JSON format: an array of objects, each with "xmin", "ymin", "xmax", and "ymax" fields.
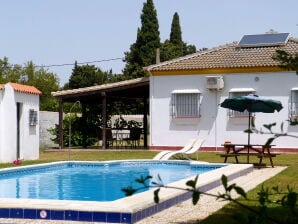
[
  {"xmin": 221, "ymin": 175, "xmax": 228, "ymax": 189},
  {"xmin": 281, "ymin": 195, "xmax": 287, "ymax": 206},
  {"xmin": 157, "ymin": 174, "xmax": 162, "ymax": 182},
  {"xmin": 286, "ymin": 192, "xmax": 297, "ymax": 208},
  {"xmin": 244, "ymin": 129, "xmax": 253, "ymax": 133},
  {"xmin": 121, "ymin": 186, "xmax": 137, "ymax": 196},
  {"xmin": 186, "ymin": 180, "xmax": 195, "ymax": 188},
  {"xmin": 186, "ymin": 175, "xmax": 198, "ymax": 189},
  {"xmin": 192, "ymin": 191, "xmax": 200, "ymax": 205},
  {"xmin": 251, "ymin": 118, "xmax": 255, "ymax": 127},
  {"xmin": 234, "ymin": 186, "xmax": 247, "ymax": 198},
  {"xmin": 154, "ymin": 188, "xmax": 160, "ymax": 203},
  {"xmin": 280, "ymin": 122, "xmax": 284, "ymax": 133},
  {"xmin": 264, "ymin": 137, "xmax": 275, "ymax": 148},
  {"xmin": 227, "ymin": 183, "xmax": 236, "ymax": 192},
  {"xmin": 135, "ymin": 175, "xmax": 152, "ymax": 184},
  {"xmin": 263, "ymin": 123, "xmax": 276, "ymax": 131},
  {"xmin": 135, "ymin": 176, "xmax": 144, "ymax": 184},
  {"xmin": 272, "ymin": 186, "xmax": 279, "ymax": 193}
]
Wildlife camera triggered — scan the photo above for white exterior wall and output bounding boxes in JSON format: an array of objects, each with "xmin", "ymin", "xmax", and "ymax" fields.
[
  {"xmin": 1, "ymin": 85, "xmax": 17, "ymax": 162},
  {"xmin": 0, "ymin": 84, "xmax": 39, "ymax": 162},
  {"xmin": 0, "ymin": 91, "xmax": 3, "ymax": 157},
  {"xmin": 150, "ymin": 71, "xmax": 298, "ymax": 149}
]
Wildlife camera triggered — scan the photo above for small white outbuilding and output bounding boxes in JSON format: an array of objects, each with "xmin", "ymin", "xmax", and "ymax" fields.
[{"xmin": 0, "ymin": 82, "xmax": 41, "ymax": 163}]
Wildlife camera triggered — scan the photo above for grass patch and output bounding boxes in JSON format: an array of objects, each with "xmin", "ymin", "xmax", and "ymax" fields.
[{"xmin": 198, "ymin": 153, "xmax": 298, "ymax": 224}]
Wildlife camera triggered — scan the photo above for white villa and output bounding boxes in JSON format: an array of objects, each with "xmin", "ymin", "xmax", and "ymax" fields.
[
  {"xmin": 0, "ymin": 82, "xmax": 41, "ymax": 162},
  {"xmin": 146, "ymin": 32, "xmax": 298, "ymax": 152}
]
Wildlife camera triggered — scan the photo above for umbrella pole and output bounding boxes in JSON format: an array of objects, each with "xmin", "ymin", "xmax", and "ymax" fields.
[{"xmin": 247, "ymin": 112, "xmax": 251, "ymax": 163}]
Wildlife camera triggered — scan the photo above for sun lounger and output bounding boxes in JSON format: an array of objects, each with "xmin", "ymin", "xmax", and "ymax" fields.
[
  {"xmin": 153, "ymin": 138, "xmax": 196, "ymax": 160},
  {"xmin": 159, "ymin": 138, "xmax": 205, "ymax": 160}
]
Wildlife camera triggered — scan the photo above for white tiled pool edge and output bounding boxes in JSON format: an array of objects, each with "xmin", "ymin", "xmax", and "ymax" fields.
[{"xmin": 0, "ymin": 161, "xmax": 253, "ymax": 223}]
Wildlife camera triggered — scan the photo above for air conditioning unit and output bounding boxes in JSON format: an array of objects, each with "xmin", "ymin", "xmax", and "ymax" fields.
[{"xmin": 206, "ymin": 76, "xmax": 224, "ymax": 90}]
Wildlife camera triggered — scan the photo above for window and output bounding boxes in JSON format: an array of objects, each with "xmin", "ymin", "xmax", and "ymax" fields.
[
  {"xmin": 170, "ymin": 90, "xmax": 200, "ymax": 118},
  {"xmin": 29, "ymin": 109, "xmax": 38, "ymax": 126},
  {"xmin": 290, "ymin": 88, "xmax": 298, "ymax": 118},
  {"xmin": 228, "ymin": 88, "xmax": 255, "ymax": 117}
]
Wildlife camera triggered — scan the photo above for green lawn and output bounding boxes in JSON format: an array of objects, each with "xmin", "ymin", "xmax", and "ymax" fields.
[
  {"xmin": 199, "ymin": 153, "xmax": 298, "ymax": 224},
  {"xmin": 1, "ymin": 150, "xmax": 297, "ymax": 223}
]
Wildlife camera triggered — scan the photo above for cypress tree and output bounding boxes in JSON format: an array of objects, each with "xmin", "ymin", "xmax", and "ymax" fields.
[
  {"xmin": 160, "ymin": 12, "xmax": 197, "ymax": 62},
  {"xmin": 123, "ymin": 0, "xmax": 160, "ymax": 78},
  {"xmin": 170, "ymin": 12, "xmax": 183, "ymax": 45}
]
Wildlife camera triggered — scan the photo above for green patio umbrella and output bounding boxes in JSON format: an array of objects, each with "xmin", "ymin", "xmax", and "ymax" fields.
[{"xmin": 220, "ymin": 94, "xmax": 283, "ymax": 162}]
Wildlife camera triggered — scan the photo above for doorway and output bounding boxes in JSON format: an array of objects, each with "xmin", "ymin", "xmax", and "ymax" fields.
[{"xmin": 16, "ymin": 102, "xmax": 22, "ymax": 159}]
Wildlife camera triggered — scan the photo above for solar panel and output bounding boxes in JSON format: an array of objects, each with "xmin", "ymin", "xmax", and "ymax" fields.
[{"xmin": 239, "ymin": 33, "xmax": 290, "ymax": 47}]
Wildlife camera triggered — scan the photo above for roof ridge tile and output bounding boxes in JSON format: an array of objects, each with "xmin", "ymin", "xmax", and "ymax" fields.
[{"xmin": 8, "ymin": 82, "xmax": 42, "ymax": 95}]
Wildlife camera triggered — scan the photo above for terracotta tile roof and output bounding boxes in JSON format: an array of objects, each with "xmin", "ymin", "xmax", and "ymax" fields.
[
  {"xmin": 8, "ymin": 82, "xmax": 42, "ymax": 95},
  {"xmin": 146, "ymin": 38, "xmax": 298, "ymax": 73}
]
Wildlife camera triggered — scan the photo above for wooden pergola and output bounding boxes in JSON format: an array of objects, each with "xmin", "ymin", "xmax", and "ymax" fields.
[{"xmin": 51, "ymin": 77, "xmax": 149, "ymax": 149}]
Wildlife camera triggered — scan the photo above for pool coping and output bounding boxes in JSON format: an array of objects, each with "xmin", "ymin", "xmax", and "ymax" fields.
[{"xmin": 0, "ymin": 160, "xmax": 253, "ymax": 223}]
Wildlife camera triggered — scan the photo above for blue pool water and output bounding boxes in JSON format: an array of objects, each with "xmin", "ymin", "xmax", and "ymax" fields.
[{"xmin": 0, "ymin": 161, "xmax": 223, "ymax": 202}]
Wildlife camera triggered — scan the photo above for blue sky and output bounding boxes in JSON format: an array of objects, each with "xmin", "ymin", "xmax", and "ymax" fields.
[{"xmin": 1, "ymin": 0, "xmax": 297, "ymax": 85}]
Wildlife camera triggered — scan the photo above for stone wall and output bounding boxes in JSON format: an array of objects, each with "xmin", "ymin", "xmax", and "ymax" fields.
[{"xmin": 39, "ymin": 111, "xmax": 59, "ymax": 148}]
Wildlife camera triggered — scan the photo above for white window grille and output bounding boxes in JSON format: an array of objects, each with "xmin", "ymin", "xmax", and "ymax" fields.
[
  {"xmin": 170, "ymin": 90, "xmax": 200, "ymax": 118},
  {"xmin": 29, "ymin": 109, "xmax": 38, "ymax": 126},
  {"xmin": 228, "ymin": 88, "xmax": 255, "ymax": 117},
  {"xmin": 290, "ymin": 88, "xmax": 298, "ymax": 119}
]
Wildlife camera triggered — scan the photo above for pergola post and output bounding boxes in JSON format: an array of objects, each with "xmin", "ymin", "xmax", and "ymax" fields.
[
  {"xmin": 143, "ymin": 97, "xmax": 148, "ymax": 148},
  {"xmin": 58, "ymin": 99, "xmax": 64, "ymax": 149},
  {"xmin": 102, "ymin": 92, "xmax": 107, "ymax": 149}
]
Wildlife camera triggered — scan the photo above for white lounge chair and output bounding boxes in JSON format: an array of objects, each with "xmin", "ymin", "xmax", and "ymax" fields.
[
  {"xmin": 153, "ymin": 138, "xmax": 196, "ymax": 160},
  {"xmin": 158, "ymin": 138, "xmax": 205, "ymax": 161}
]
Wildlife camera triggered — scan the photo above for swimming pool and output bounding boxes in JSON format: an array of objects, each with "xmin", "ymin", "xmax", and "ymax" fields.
[
  {"xmin": 0, "ymin": 160, "xmax": 253, "ymax": 223},
  {"xmin": 0, "ymin": 161, "xmax": 223, "ymax": 201}
]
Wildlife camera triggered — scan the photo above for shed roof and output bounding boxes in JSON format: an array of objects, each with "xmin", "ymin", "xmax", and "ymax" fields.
[
  {"xmin": 146, "ymin": 37, "xmax": 298, "ymax": 75},
  {"xmin": 0, "ymin": 83, "xmax": 41, "ymax": 95},
  {"xmin": 9, "ymin": 82, "xmax": 42, "ymax": 95}
]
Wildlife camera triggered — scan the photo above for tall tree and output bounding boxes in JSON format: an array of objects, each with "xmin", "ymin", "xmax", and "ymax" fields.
[
  {"xmin": 123, "ymin": 0, "xmax": 160, "ymax": 78},
  {"xmin": 69, "ymin": 62, "xmax": 106, "ymax": 89},
  {"xmin": 0, "ymin": 57, "xmax": 23, "ymax": 83},
  {"xmin": 31, "ymin": 68, "xmax": 60, "ymax": 111},
  {"xmin": 160, "ymin": 12, "xmax": 197, "ymax": 62},
  {"xmin": 169, "ymin": 12, "xmax": 183, "ymax": 45},
  {"xmin": 20, "ymin": 61, "xmax": 60, "ymax": 111},
  {"xmin": 68, "ymin": 62, "xmax": 113, "ymax": 148}
]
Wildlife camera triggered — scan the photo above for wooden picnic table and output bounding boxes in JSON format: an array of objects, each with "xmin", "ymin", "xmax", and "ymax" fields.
[{"xmin": 218, "ymin": 143, "xmax": 279, "ymax": 167}]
